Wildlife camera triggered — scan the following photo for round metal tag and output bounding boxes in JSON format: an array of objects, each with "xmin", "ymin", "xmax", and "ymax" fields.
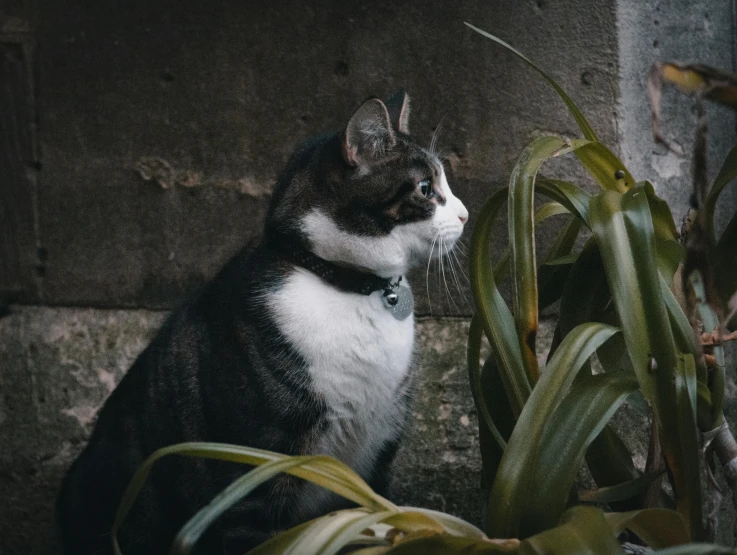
[{"xmin": 382, "ymin": 284, "xmax": 414, "ymax": 320}]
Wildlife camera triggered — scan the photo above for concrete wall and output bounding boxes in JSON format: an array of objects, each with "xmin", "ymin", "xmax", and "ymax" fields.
[
  {"xmin": 1, "ymin": 0, "xmax": 735, "ymax": 553},
  {"xmin": 616, "ymin": 0, "xmax": 737, "ymax": 230},
  {"xmin": 3, "ymin": 0, "xmax": 622, "ymax": 314},
  {"xmin": 0, "ymin": 309, "xmax": 483, "ymax": 554}
]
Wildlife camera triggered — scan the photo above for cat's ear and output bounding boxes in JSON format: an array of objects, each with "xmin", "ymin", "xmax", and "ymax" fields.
[
  {"xmin": 343, "ymin": 98, "xmax": 396, "ymax": 167},
  {"xmin": 384, "ymin": 89, "xmax": 410, "ymax": 134}
]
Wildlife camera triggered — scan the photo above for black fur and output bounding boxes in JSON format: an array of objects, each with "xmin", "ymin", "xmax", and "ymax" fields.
[{"xmin": 57, "ymin": 92, "xmax": 441, "ymax": 554}]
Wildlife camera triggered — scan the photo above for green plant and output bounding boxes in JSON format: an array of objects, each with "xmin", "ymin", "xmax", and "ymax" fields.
[
  {"xmin": 464, "ymin": 20, "xmax": 737, "ymax": 550},
  {"xmin": 113, "ymin": 26, "xmax": 737, "ymax": 555},
  {"xmin": 113, "ymin": 443, "xmax": 722, "ymax": 554}
]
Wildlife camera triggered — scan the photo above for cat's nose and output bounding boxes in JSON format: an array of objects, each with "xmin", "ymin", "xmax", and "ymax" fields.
[{"xmin": 459, "ymin": 214, "xmax": 468, "ymax": 224}]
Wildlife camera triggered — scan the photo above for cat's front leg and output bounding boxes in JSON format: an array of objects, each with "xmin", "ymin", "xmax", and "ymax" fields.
[{"xmin": 367, "ymin": 436, "xmax": 402, "ymax": 498}]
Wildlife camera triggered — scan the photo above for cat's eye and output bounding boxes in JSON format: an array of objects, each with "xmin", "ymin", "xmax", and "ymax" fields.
[{"xmin": 418, "ymin": 178, "xmax": 433, "ymax": 198}]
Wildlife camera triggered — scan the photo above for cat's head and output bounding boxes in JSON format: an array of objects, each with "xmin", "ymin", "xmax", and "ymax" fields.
[{"xmin": 266, "ymin": 91, "xmax": 468, "ymax": 277}]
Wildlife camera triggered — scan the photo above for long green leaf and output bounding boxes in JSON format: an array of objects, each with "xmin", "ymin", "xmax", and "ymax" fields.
[
  {"xmin": 487, "ymin": 323, "xmax": 619, "ymax": 538},
  {"xmin": 468, "ymin": 315, "xmax": 508, "ymax": 452},
  {"xmin": 589, "ymin": 186, "xmax": 667, "ymax": 398},
  {"xmin": 467, "ymin": 201, "xmax": 578, "ymax": 432},
  {"xmin": 536, "ymin": 178, "xmax": 591, "ymax": 225},
  {"xmin": 589, "ymin": 186, "xmax": 703, "ymax": 539},
  {"xmin": 569, "ymin": 139, "xmax": 633, "ymax": 193},
  {"xmin": 518, "ymin": 506, "xmax": 622, "ymax": 555},
  {"xmin": 604, "ymin": 508, "xmax": 689, "ymax": 548},
  {"xmin": 249, "ymin": 508, "xmax": 478, "ymax": 555},
  {"xmin": 706, "ymin": 145, "xmax": 737, "ymax": 245},
  {"xmin": 493, "ymin": 200, "xmax": 581, "ymax": 307},
  {"xmin": 656, "ymin": 238, "xmax": 686, "ymax": 285},
  {"xmin": 642, "ymin": 181, "xmax": 680, "ymax": 242},
  {"xmin": 538, "ymin": 214, "xmax": 584, "ymax": 311},
  {"xmin": 469, "ymin": 286, "xmax": 526, "ymax": 493},
  {"xmin": 519, "ymin": 176, "xmax": 592, "ymax": 314},
  {"xmin": 478, "ymin": 354, "xmax": 519, "ymax": 490},
  {"xmin": 397, "ymin": 507, "xmax": 486, "ymax": 538},
  {"xmin": 692, "ymin": 273, "xmax": 725, "ymax": 426},
  {"xmin": 661, "ymin": 279, "xmax": 715, "ymax": 431},
  {"xmin": 662, "ymin": 279, "xmax": 706, "ymax": 379},
  {"xmin": 246, "ymin": 519, "xmax": 318, "ymax": 555},
  {"xmin": 381, "ymin": 510, "xmax": 448, "ymax": 534},
  {"xmin": 559, "ymin": 239, "xmax": 609, "ymax": 335},
  {"xmin": 464, "ymin": 23, "xmax": 599, "ymax": 142},
  {"xmin": 384, "ymin": 535, "xmax": 515, "ymax": 554},
  {"xmin": 714, "ymin": 209, "xmax": 737, "ymax": 306},
  {"xmin": 556, "ymin": 240, "xmax": 640, "ymax": 504},
  {"xmin": 524, "ymin": 373, "xmax": 638, "ymax": 534},
  {"xmin": 535, "ymin": 200, "xmax": 569, "ymax": 221},
  {"xmin": 585, "ymin": 426, "xmax": 641, "ymax": 509},
  {"xmin": 579, "ymin": 470, "xmax": 664, "ymax": 504},
  {"xmin": 285, "ymin": 510, "xmax": 394, "ymax": 555},
  {"xmin": 595, "ymin": 308, "xmax": 636, "ymax": 375},
  {"xmin": 470, "ymin": 312, "xmax": 518, "ymax": 491},
  {"xmin": 172, "ymin": 456, "xmax": 320, "ymax": 554},
  {"xmin": 113, "ymin": 443, "xmax": 396, "ymax": 555},
  {"xmin": 509, "ymin": 136, "xmax": 569, "ymax": 385},
  {"xmin": 470, "ymin": 187, "xmax": 531, "ymax": 416},
  {"xmin": 349, "ymin": 547, "xmax": 389, "ymax": 555},
  {"xmin": 557, "ymin": 238, "xmax": 608, "ymax": 376}
]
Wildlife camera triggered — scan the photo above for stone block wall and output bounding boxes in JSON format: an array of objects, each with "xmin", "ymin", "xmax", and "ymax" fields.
[{"xmin": 1, "ymin": 0, "xmax": 735, "ymax": 553}]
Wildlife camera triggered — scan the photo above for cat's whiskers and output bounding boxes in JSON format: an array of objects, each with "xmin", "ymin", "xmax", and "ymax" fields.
[
  {"xmin": 439, "ymin": 236, "xmax": 462, "ymax": 314},
  {"xmin": 447, "ymin": 243, "xmax": 471, "ymax": 311},
  {"xmin": 437, "ymin": 238, "xmax": 445, "ymax": 309},
  {"xmin": 429, "ymin": 124, "xmax": 440, "ymax": 155},
  {"xmin": 446, "ymin": 243, "xmax": 463, "ymax": 286},
  {"xmin": 425, "ymin": 231, "xmax": 441, "ymax": 316},
  {"xmin": 449, "ymin": 243, "xmax": 471, "ymax": 285},
  {"xmin": 435, "ymin": 239, "xmax": 442, "ymax": 310},
  {"xmin": 454, "ymin": 240, "xmax": 470, "ymax": 258},
  {"xmin": 429, "ymin": 114, "xmax": 447, "ymax": 155}
]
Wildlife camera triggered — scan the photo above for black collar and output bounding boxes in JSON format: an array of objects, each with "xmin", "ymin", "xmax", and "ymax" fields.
[{"xmin": 268, "ymin": 235, "xmax": 399, "ymax": 296}]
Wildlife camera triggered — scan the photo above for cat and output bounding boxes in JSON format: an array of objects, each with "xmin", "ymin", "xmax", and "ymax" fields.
[{"xmin": 56, "ymin": 90, "xmax": 468, "ymax": 555}]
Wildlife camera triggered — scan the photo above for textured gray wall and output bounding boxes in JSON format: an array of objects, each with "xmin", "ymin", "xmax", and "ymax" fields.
[
  {"xmin": 616, "ymin": 0, "xmax": 737, "ymax": 230},
  {"xmin": 3, "ymin": 0, "xmax": 621, "ymax": 315},
  {"xmin": 1, "ymin": 0, "xmax": 736, "ymax": 553},
  {"xmin": 0, "ymin": 309, "xmax": 484, "ymax": 554}
]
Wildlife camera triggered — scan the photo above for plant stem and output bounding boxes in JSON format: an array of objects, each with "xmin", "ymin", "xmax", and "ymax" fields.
[{"xmin": 644, "ymin": 417, "xmax": 667, "ymax": 509}]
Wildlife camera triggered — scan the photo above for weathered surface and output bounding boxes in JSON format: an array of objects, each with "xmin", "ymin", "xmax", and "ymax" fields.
[
  {"xmin": 2, "ymin": 1, "xmax": 737, "ymax": 553},
  {"xmin": 0, "ymin": 15, "xmax": 40, "ymax": 306},
  {"xmin": 393, "ymin": 318, "xmax": 483, "ymax": 524},
  {"xmin": 0, "ymin": 307, "xmax": 165, "ymax": 555},
  {"xmin": 2, "ymin": 0, "xmax": 622, "ymax": 314},
  {"xmin": 0, "ymin": 308, "xmax": 480, "ymax": 554},
  {"xmin": 616, "ymin": 0, "xmax": 737, "ymax": 231},
  {"xmin": 2, "ymin": 312, "xmax": 736, "ymax": 553}
]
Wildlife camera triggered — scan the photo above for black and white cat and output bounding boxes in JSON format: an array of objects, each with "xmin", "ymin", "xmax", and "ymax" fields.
[{"xmin": 57, "ymin": 91, "xmax": 468, "ymax": 555}]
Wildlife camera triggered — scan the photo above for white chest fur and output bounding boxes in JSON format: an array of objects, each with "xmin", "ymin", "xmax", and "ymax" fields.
[{"xmin": 266, "ymin": 268, "xmax": 415, "ymax": 476}]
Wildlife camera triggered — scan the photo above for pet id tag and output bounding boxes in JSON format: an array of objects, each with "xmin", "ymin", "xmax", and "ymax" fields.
[{"xmin": 382, "ymin": 285, "xmax": 414, "ymax": 321}]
